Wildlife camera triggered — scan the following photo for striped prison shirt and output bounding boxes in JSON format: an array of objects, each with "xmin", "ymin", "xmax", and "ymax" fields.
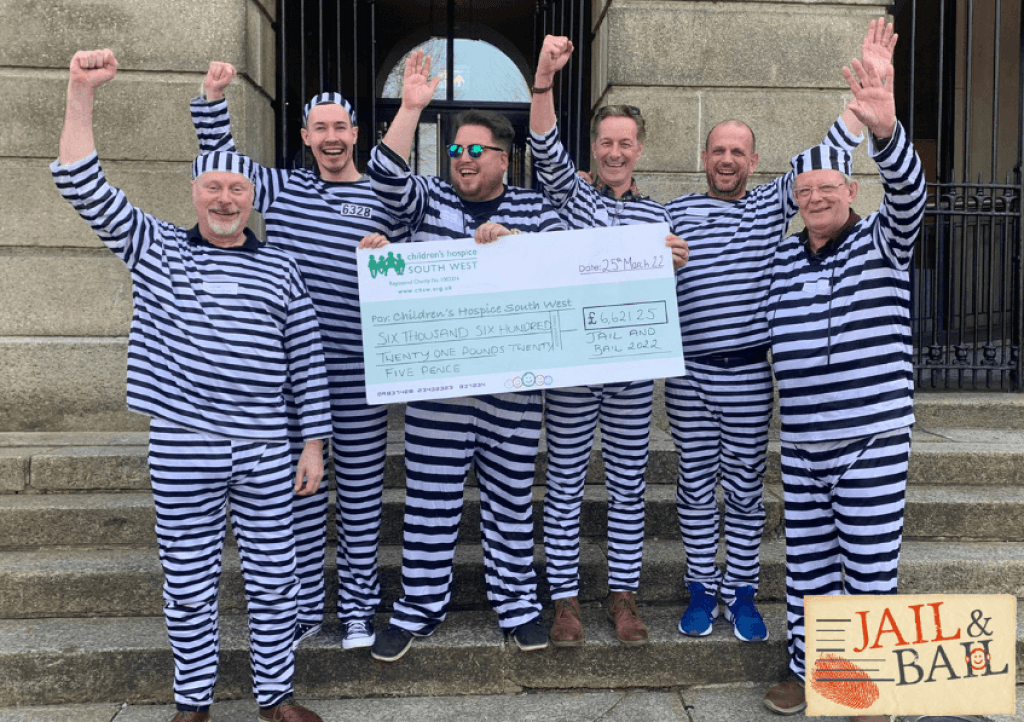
[
  {"xmin": 366, "ymin": 143, "xmax": 566, "ymax": 242},
  {"xmin": 528, "ymin": 125, "xmax": 669, "ymax": 229},
  {"xmin": 191, "ymin": 97, "xmax": 408, "ymax": 363},
  {"xmin": 51, "ymin": 152, "xmax": 333, "ymax": 441},
  {"xmin": 767, "ymin": 121, "xmax": 926, "ymax": 443},
  {"xmin": 666, "ymin": 117, "xmax": 863, "ymax": 359}
]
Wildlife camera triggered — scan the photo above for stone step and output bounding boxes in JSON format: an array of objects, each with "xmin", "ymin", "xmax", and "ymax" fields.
[
  {"xmin": 2, "ymin": 481, "xmax": 1023, "ymax": 551},
  {"xmin": 4, "ymin": 425, "xmax": 1023, "ymax": 495},
  {"xmin": 0, "ymin": 687, "xmax": 830, "ymax": 722},
  {"xmin": 3, "ymin": 538, "xmax": 1022, "ymax": 619},
  {"xmin": 2, "ymin": 604, "xmax": 1023, "ymax": 707},
  {"xmin": 911, "ymin": 393, "xmax": 1024, "ymax": 431},
  {"xmin": 0, "ymin": 686, "xmax": 1017, "ymax": 722}
]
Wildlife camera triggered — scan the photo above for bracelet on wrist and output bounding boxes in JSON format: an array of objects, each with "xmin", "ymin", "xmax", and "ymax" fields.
[{"xmin": 531, "ymin": 85, "xmax": 553, "ymax": 94}]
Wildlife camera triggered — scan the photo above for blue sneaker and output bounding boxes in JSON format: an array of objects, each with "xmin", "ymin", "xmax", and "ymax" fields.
[
  {"xmin": 724, "ymin": 585, "xmax": 768, "ymax": 642},
  {"xmin": 678, "ymin": 581, "xmax": 718, "ymax": 636}
]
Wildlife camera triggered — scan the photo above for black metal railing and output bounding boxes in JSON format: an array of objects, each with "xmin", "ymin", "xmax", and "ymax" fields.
[{"xmin": 915, "ymin": 181, "xmax": 1022, "ymax": 389}]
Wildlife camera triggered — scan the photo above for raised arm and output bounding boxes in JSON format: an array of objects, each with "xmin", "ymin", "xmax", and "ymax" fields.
[
  {"xmin": 59, "ymin": 49, "xmax": 118, "ymax": 165},
  {"xmin": 191, "ymin": 61, "xmax": 287, "ymax": 213},
  {"xmin": 849, "ymin": 37, "xmax": 921, "ymax": 268},
  {"xmin": 839, "ymin": 17, "xmax": 897, "ymax": 138},
  {"xmin": 55, "ymin": 50, "xmax": 168, "ymax": 271},
  {"xmin": 381, "ymin": 50, "xmax": 441, "ymax": 159},
  {"xmin": 530, "ymin": 36, "xmax": 573, "ymax": 135},
  {"xmin": 191, "ymin": 62, "xmax": 239, "ymax": 154},
  {"xmin": 844, "ymin": 55, "xmax": 896, "ymax": 140}
]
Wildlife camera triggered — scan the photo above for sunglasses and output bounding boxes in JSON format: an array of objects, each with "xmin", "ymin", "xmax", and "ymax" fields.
[{"xmin": 447, "ymin": 143, "xmax": 505, "ymax": 159}]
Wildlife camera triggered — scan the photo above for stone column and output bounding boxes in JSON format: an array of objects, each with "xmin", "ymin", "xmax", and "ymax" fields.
[
  {"xmin": 0, "ymin": 0, "xmax": 276, "ymax": 431},
  {"xmin": 591, "ymin": 0, "xmax": 890, "ymax": 210}
]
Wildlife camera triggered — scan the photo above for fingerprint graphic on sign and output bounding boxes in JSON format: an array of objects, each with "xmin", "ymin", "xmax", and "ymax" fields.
[{"xmin": 810, "ymin": 654, "xmax": 880, "ymax": 710}]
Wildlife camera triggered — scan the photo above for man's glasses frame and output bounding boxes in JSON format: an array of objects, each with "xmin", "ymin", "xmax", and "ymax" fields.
[
  {"xmin": 447, "ymin": 143, "xmax": 506, "ymax": 159},
  {"xmin": 793, "ymin": 182, "xmax": 848, "ymax": 201}
]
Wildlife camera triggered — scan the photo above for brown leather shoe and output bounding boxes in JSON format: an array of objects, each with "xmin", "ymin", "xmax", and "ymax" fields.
[
  {"xmin": 258, "ymin": 700, "xmax": 323, "ymax": 722},
  {"xmin": 550, "ymin": 596, "xmax": 584, "ymax": 647},
  {"xmin": 763, "ymin": 675, "xmax": 806, "ymax": 715},
  {"xmin": 606, "ymin": 591, "xmax": 649, "ymax": 646},
  {"xmin": 170, "ymin": 713, "xmax": 210, "ymax": 722}
]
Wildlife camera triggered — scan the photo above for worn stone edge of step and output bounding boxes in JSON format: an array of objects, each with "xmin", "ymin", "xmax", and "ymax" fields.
[
  {"xmin": 3, "ymin": 538, "xmax": 1024, "ymax": 619},
  {"xmin": 2, "ymin": 604, "xmax": 1024, "ymax": 706},
  {"xmin": 4, "ymin": 481, "xmax": 1024, "ymax": 551}
]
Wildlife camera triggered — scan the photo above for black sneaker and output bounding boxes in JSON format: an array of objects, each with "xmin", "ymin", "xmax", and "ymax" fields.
[
  {"xmin": 370, "ymin": 625, "xmax": 415, "ymax": 662},
  {"xmin": 509, "ymin": 617, "xmax": 549, "ymax": 652}
]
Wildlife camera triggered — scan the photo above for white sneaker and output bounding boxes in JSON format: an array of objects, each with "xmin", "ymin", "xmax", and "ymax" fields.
[{"xmin": 342, "ymin": 619, "xmax": 375, "ymax": 650}]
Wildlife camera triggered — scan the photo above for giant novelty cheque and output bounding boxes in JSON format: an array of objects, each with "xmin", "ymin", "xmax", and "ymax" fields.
[{"xmin": 357, "ymin": 222, "xmax": 685, "ymax": 404}]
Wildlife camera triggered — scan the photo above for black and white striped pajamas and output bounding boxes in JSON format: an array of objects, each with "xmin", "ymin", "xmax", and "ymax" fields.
[
  {"xmin": 767, "ymin": 122, "xmax": 926, "ymax": 678},
  {"xmin": 192, "ymin": 97, "xmax": 405, "ymax": 626},
  {"xmin": 367, "ymin": 142, "xmax": 566, "ymax": 631},
  {"xmin": 150, "ymin": 419, "xmax": 300, "ymax": 709},
  {"xmin": 529, "ymin": 127, "xmax": 669, "ymax": 598},
  {"xmin": 542, "ymin": 380, "xmax": 654, "ymax": 596},
  {"xmin": 395, "ymin": 396, "xmax": 544, "ymax": 630},
  {"xmin": 664, "ymin": 360, "xmax": 772, "ymax": 596},
  {"xmin": 665, "ymin": 117, "xmax": 862, "ymax": 605},
  {"xmin": 52, "ymin": 153, "xmax": 332, "ymax": 709},
  {"xmin": 285, "ymin": 361, "xmax": 388, "ymax": 624},
  {"xmin": 780, "ymin": 428, "xmax": 911, "ymax": 677}
]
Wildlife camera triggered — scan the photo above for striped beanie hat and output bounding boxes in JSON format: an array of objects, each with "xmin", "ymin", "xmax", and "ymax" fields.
[
  {"xmin": 303, "ymin": 92, "xmax": 357, "ymax": 125},
  {"xmin": 191, "ymin": 151, "xmax": 257, "ymax": 184},
  {"xmin": 791, "ymin": 144, "xmax": 852, "ymax": 176}
]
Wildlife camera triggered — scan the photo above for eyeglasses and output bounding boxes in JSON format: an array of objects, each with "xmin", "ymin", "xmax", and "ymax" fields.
[
  {"xmin": 793, "ymin": 182, "xmax": 847, "ymax": 201},
  {"xmin": 447, "ymin": 143, "xmax": 505, "ymax": 159}
]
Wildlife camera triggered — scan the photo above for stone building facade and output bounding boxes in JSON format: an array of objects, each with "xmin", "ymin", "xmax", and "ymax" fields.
[{"xmin": 1, "ymin": 0, "xmax": 888, "ymax": 432}]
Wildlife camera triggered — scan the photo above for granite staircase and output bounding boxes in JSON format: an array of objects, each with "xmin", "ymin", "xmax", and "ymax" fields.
[{"xmin": 1, "ymin": 391, "xmax": 1023, "ymax": 706}]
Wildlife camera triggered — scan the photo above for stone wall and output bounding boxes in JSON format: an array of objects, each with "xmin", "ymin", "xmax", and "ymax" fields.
[
  {"xmin": 0, "ymin": 0, "xmax": 276, "ymax": 431},
  {"xmin": 591, "ymin": 0, "xmax": 890, "ymax": 215}
]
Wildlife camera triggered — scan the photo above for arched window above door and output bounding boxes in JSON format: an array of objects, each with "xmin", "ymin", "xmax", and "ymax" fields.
[{"xmin": 382, "ymin": 38, "xmax": 530, "ymax": 102}]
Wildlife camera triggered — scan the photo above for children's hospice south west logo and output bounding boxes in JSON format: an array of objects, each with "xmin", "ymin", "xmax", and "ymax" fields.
[
  {"xmin": 805, "ymin": 594, "xmax": 1015, "ymax": 717},
  {"xmin": 367, "ymin": 251, "xmax": 406, "ymax": 278}
]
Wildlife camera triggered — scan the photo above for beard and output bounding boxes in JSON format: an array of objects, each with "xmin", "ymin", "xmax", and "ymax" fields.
[
  {"xmin": 207, "ymin": 208, "xmax": 243, "ymax": 236},
  {"xmin": 707, "ymin": 170, "xmax": 745, "ymax": 198}
]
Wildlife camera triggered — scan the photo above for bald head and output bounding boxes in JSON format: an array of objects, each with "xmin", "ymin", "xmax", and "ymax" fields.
[{"xmin": 705, "ymin": 120, "xmax": 756, "ymax": 153}]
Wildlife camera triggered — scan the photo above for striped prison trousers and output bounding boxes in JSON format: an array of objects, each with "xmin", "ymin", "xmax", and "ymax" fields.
[
  {"xmin": 147, "ymin": 418, "xmax": 299, "ymax": 709},
  {"xmin": 782, "ymin": 427, "xmax": 910, "ymax": 678},
  {"xmin": 289, "ymin": 361, "xmax": 386, "ymax": 626},
  {"xmin": 542, "ymin": 380, "xmax": 653, "ymax": 598},
  {"xmin": 389, "ymin": 394, "xmax": 544, "ymax": 632},
  {"xmin": 664, "ymin": 360, "xmax": 773, "ymax": 604}
]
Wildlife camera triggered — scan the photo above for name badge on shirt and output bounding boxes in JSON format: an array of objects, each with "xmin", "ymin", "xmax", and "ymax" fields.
[
  {"xmin": 203, "ymin": 281, "xmax": 239, "ymax": 295},
  {"xmin": 802, "ymin": 279, "xmax": 830, "ymax": 294}
]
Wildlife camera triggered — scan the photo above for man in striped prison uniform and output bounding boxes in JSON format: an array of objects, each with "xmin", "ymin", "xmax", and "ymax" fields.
[
  {"xmin": 54, "ymin": 50, "xmax": 332, "ymax": 722},
  {"xmin": 190, "ymin": 64, "xmax": 408, "ymax": 652},
  {"xmin": 762, "ymin": 51, "xmax": 925, "ymax": 720},
  {"xmin": 665, "ymin": 18, "xmax": 897, "ymax": 646},
  {"xmin": 364, "ymin": 50, "xmax": 567, "ymax": 663},
  {"xmin": 527, "ymin": 35, "xmax": 690, "ymax": 648}
]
